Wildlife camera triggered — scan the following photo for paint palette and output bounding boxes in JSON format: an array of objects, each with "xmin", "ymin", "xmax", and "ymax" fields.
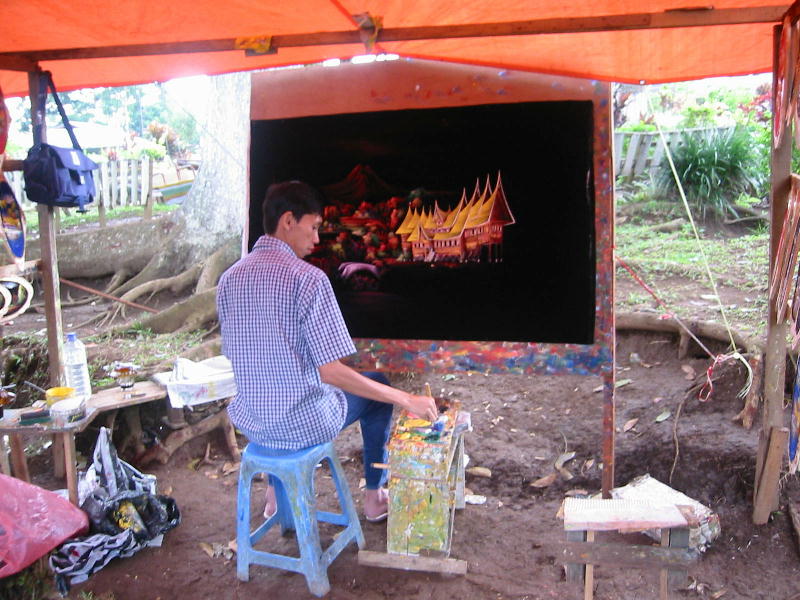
[{"xmin": 387, "ymin": 398, "xmax": 466, "ymax": 556}]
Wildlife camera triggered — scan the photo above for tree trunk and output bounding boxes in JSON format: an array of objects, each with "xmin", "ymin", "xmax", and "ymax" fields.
[{"xmin": 104, "ymin": 73, "xmax": 250, "ymax": 329}]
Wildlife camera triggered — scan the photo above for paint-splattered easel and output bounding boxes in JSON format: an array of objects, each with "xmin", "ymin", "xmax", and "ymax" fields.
[{"xmin": 359, "ymin": 384, "xmax": 469, "ymax": 574}]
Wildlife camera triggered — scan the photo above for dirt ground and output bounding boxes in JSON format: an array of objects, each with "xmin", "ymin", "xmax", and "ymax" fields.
[{"xmin": 4, "ymin": 263, "xmax": 800, "ymax": 599}]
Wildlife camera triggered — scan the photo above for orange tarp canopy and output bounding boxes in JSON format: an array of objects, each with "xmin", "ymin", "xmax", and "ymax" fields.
[{"xmin": 0, "ymin": 1, "xmax": 793, "ymax": 95}]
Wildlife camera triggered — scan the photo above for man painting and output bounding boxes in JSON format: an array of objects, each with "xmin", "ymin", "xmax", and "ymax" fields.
[{"xmin": 217, "ymin": 181, "xmax": 437, "ymax": 522}]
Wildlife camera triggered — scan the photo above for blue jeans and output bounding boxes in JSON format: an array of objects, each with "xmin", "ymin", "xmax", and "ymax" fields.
[
  {"xmin": 253, "ymin": 372, "xmax": 394, "ymax": 490},
  {"xmin": 342, "ymin": 371, "xmax": 394, "ymax": 490}
]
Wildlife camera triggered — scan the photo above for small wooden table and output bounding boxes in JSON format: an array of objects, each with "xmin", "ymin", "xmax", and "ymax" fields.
[
  {"xmin": 561, "ymin": 497, "xmax": 695, "ymax": 600},
  {"xmin": 0, "ymin": 381, "xmax": 167, "ymax": 505}
]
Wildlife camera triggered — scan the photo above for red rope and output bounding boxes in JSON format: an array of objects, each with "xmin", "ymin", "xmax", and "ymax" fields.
[
  {"xmin": 698, "ymin": 354, "xmax": 728, "ymax": 402},
  {"xmin": 616, "ymin": 254, "xmax": 727, "ymax": 401}
]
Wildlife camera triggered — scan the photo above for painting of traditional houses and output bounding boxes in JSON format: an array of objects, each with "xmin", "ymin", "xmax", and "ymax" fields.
[{"xmin": 395, "ymin": 173, "xmax": 515, "ymax": 263}]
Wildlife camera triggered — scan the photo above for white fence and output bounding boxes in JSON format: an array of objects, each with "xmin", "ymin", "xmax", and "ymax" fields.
[
  {"xmin": 614, "ymin": 127, "xmax": 727, "ymax": 179},
  {"xmin": 7, "ymin": 157, "xmax": 157, "ymax": 211}
]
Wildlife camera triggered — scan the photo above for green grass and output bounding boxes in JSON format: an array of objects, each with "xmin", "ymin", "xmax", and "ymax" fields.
[
  {"xmin": 23, "ymin": 203, "xmax": 179, "ymax": 233},
  {"xmin": 616, "ymin": 221, "xmax": 768, "ymax": 289},
  {"xmin": 615, "ymin": 219, "xmax": 770, "ymax": 336}
]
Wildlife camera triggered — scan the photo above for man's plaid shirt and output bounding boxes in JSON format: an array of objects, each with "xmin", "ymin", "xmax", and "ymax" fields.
[{"xmin": 217, "ymin": 235, "xmax": 356, "ymax": 449}]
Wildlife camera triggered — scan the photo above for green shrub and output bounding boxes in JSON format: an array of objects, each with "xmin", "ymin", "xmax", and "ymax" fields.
[{"xmin": 655, "ymin": 126, "xmax": 759, "ymax": 221}]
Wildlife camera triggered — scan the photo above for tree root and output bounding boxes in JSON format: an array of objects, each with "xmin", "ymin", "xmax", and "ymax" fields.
[
  {"xmin": 195, "ymin": 239, "xmax": 239, "ymax": 294},
  {"xmin": 616, "ymin": 311, "xmax": 763, "ymax": 356},
  {"xmin": 105, "ymin": 268, "xmax": 131, "ymax": 294},
  {"xmin": 134, "ymin": 287, "xmax": 218, "ymax": 334}
]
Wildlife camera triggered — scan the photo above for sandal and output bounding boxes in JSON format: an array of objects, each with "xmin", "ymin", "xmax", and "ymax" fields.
[{"xmin": 365, "ymin": 509, "xmax": 388, "ymax": 523}]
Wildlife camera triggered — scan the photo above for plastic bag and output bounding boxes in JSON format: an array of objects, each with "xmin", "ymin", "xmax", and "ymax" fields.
[
  {"xmin": 0, "ymin": 473, "xmax": 88, "ymax": 578},
  {"xmin": 49, "ymin": 428, "xmax": 180, "ymax": 593}
]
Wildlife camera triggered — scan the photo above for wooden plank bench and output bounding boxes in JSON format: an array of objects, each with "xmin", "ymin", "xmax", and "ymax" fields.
[
  {"xmin": 0, "ymin": 381, "xmax": 169, "ymax": 504},
  {"xmin": 561, "ymin": 497, "xmax": 695, "ymax": 600}
]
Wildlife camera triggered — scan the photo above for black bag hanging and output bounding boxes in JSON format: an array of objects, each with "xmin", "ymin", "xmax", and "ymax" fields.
[{"xmin": 22, "ymin": 72, "xmax": 98, "ymax": 213}]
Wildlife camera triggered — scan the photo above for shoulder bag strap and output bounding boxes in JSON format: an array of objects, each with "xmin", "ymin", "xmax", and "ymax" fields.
[{"xmin": 44, "ymin": 71, "xmax": 83, "ymax": 151}]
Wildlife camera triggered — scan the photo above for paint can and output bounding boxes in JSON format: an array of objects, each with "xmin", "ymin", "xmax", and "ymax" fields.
[
  {"xmin": 50, "ymin": 397, "xmax": 85, "ymax": 426},
  {"xmin": 45, "ymin": 386, "xmax": 76, "ymax": 406}
]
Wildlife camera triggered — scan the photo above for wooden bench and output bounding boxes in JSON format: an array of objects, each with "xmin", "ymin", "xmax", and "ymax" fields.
[
  {"xmin": 0, "ymin": 381, "xmax": 240, "ymax": 504},
  {"xmin": 0, "ymin": 381, "xmax": 171, "ymax": 504},
  {"xmin": 561, "ymin": 497, "xmax": 695, "ymax": 600}
]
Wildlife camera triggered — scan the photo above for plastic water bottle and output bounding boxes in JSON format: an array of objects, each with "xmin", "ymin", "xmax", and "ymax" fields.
[{"xmin": 64, "ymin": 332, "xmax": 92, "ymax": 402}]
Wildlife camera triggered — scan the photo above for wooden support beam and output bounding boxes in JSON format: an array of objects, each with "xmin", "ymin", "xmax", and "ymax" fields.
[
  {"xmin": 8, "ymin": 433, "xmax": 30, "ymax": 482},
  {"xmin": 357, "ymin": 550, "xmax": 467, "ymax": 575},
  {"xmin": 0, "ymin": 55, "xmax": 38, "ymax": 72},
  {"xmin": 62, "ymin": 431, "xmax": 78, "ymax": 505},
  {"xmin": 758, "ymin": 24, "xmax": 792, "ymax": 522},
  {"xmin": 558, "ymin": 540, "xmax": 694, "ymax": 570},
  {"xmin": 28, "ymin": 70, "xmax": 65, "ymax": 388},
  {"xmin": 0, "ymin": 7, "xmax": 786, "ymax": 63},
  {"xmin": 753, "ymin": 426, "xmax": 789, "ymax": 524}
]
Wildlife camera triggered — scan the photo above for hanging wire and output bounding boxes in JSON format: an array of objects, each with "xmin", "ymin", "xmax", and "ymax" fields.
[{"xmin": 640, "ymin": 89, "xmax": 753, "ymax": 399}]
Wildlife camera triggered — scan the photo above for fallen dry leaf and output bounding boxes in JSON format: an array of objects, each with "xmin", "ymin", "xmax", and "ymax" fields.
[
  {"xmin": 554, "ymin": 451, "xmax": 576, "ymax": 470},
  {"xmin": 583, "ymin": 458, "xmax": 595, "ymax": 472},
  {"xmin": 531, "ymin": 473, "xmax": 557, "ymax": 488},
  {"xmin": 592, "ymin": 378, "xmax": 632, "ymax": 393},
  {"xmin": 228, "ymin": 540, "xmax": 238, "ymax": 554},
  {"xmin": 710, "ymin": 589, "xmax": 727, "ymax": 599},
  {"xmin": 623, "ymin": 418, "xmax": 639, "ymax": 432},
  {"xmin": 199, "ymin": 542, "xmax": 214, "ymax": 558},
  {"xmin": 655, "ymin": 410, "xmax": 672, "ymax": 423},
  {"xmin": 467, "ymin": 466, "xmax": 492, "ymax": 478}
]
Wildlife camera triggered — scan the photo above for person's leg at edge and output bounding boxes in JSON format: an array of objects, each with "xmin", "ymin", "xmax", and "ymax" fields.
[
  {"xmin": 342, "ymin": 371, "xmax": 393, "ymax": 522},
  {"xmin": 262, "ymin": 372, "xmax": 393, "ymax": 520}
]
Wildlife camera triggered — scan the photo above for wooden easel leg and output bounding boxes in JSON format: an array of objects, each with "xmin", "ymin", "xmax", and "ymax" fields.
[
  {"xmin": 62, "ymin": 432, "xmax": 78, "ymax": 505},
  {"xmin": 9, "ymin": 433, "xmax": 30, "ymax": 482}
]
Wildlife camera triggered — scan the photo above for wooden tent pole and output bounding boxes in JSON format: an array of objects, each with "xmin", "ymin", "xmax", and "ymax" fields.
[
  {"xmin": 27, "ymin": 70, "xmax": 65, "ymax": 388},
  {"xmin": 0, "ymin": 6, "xmax": 785, "ymax": 66},
  {"xmin": 754, "ymin": 23, "xmax": 791, "ymax": 524}
]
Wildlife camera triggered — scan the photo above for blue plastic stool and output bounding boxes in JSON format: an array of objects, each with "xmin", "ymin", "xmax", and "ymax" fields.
[{"xmin": 236, "ymin": 441, "xmax": 365, "ymax": 596}]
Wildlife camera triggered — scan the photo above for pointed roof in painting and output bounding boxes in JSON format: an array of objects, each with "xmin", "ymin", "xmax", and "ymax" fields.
[
  {"xmin": 396, "ymin": 207, "xmax": 420, "ymax": 236},
  {"xmin": 440, "ymin": 189, "xmax": 467, "ymax": 230}
]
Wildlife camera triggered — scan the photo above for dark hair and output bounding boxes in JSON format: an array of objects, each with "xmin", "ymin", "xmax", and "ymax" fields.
[{"xmin": 262, "ymin": 181, "xmax": 324, "ymax": 234}]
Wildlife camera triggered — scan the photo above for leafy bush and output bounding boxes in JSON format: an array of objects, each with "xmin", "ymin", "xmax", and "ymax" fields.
[{"xmin": 655, "ymin": 126, "xmax": 759, "ymax": 221}]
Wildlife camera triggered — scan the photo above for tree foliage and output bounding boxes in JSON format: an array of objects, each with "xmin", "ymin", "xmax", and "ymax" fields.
[{"xmin": 655, "ymin": 126, "xmax": 759, "ymax": 221}]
